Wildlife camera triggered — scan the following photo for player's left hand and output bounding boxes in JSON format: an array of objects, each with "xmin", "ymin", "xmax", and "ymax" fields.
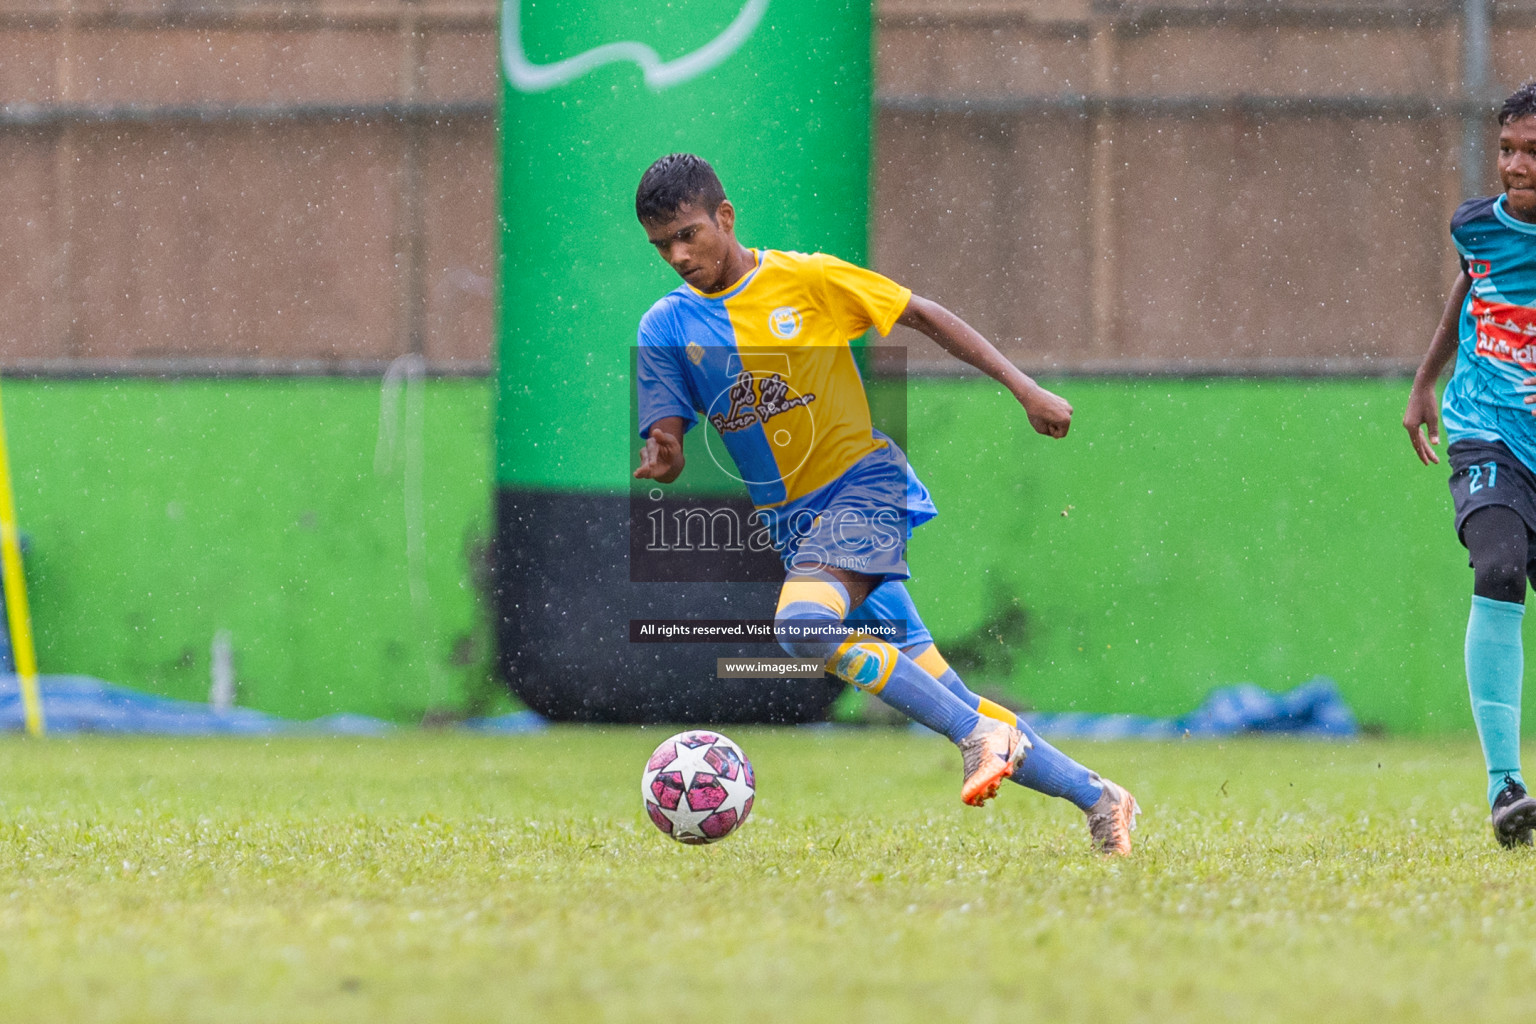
[
  {"xmin": 1523, "ymin": 376, "xmax": 1536, "ymax": 417},
  {"xmin": 1019, "ymin": 385, "xmax": 1072, "ymax": 438}
]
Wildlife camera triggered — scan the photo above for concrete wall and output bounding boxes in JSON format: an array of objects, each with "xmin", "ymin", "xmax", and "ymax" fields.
[
  {"xmin": 873, "ymin": 0, "xmax": 1536, "ymax": 371},
  {"xmin": 0, "ymin": 1, "xmax": 498, "ymax": 374},
  {"xmin": 3, "ymin": 1, "xmax": 1535, "ymax": 373}
]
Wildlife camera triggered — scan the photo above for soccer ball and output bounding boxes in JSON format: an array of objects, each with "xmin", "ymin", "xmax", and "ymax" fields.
[{"xmin": 641, "ymin": 730, "xmax": 756, "ymax": 844}]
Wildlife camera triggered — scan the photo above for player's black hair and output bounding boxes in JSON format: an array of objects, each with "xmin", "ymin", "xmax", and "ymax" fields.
[
  {"xmin": 1499, "ymin": 81, "xmax": 1536, "ymax": 126},
  {"xmin": 635, "ymin": 154, "xmax": 727, "ymax": 223}
]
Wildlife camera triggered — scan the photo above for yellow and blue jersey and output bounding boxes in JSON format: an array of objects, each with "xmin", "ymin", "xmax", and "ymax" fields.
[
  {"xmin": 1443, "ymin": 195, "xmax": 1536, "ymax": 472},
  {"xmin": 637, "ymin": 249, "xmax": 912, "ymax": 508}
]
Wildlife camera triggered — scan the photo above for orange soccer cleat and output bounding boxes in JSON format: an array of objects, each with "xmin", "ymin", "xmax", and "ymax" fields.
[{"xmin": 958, "ymin": 717, "xmax": 1030, "ymax": 807}]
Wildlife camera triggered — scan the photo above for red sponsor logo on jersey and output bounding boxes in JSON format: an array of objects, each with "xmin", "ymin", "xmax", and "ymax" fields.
[{"xmin": 1472, "ymin": 296, "xmax": 1536, "ymax": 369}]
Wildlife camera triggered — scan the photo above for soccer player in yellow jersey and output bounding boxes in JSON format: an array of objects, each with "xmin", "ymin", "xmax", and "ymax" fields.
[{"xmin": 633, "ymin": 154, "xmax": 1138, "ymax": 854}]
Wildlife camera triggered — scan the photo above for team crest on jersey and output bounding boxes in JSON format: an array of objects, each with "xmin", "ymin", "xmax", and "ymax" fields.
[
  {"xmin": 708, "ymin": 370, "xmax": 816, "ymax": 434},
  {"xmin": 1469, "ymin": 259, "xmax": 1493, "ymax": 279},
  {"xmin": 768, "ymin": 306, "xmax": 802, "ymax": 339},
  {"xmin": 686, "ymin": 341, "xmax": 705, "ymax": 365}
]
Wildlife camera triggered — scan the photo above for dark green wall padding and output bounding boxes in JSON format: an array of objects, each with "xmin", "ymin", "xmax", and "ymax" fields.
[{"xmin": 0, "ymin": 376, "xmax": 1505, "ymax": 733}]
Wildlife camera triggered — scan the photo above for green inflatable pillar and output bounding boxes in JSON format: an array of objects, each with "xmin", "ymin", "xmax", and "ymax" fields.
[{"xmin": 493, "ymin": 0, "xmax": 872, "ymax": 721}]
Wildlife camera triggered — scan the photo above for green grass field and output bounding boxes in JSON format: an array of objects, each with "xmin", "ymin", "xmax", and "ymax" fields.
[{"xmin": 0, "ymin": 730, "xmax": 1532, "ymax": 1023}]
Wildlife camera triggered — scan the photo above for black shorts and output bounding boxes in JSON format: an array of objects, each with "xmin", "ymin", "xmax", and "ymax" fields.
[{"xmin": 1448, "ymin": 440, "xmax": 1536, "ymax": 563}]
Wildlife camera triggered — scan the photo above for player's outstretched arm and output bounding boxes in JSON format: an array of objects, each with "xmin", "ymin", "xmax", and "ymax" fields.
[
  {"xmin": 897, "ymin": 295, "xmax": 1072, "ymax": 438},
  {"xmin": 634, "ymin": 416, "xmax": 687, "ymax": 483},
  {"xmin": 1404, "ymin": 271, "xmax": 1471, "ymax": 466}
]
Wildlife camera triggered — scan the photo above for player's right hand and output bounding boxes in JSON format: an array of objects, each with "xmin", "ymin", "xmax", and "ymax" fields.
[
  {"xmin": 1403, "ymin": 382, "xmax": 1440, "ymax": 465},
  {"xmin": 634, "ymin": 426, "xmax": 685, "ymax": 482}
]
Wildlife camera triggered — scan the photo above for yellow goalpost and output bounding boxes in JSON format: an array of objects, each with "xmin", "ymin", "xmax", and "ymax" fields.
[{"xmin": 0, "ymin": 379, "xmax": 45, "ymax": 737}]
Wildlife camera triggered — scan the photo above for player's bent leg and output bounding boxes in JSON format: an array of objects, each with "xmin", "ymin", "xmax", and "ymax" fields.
[
  {"xmin": 843, "ymin": 583, "xmax": 1022, "ymax": 803},
  {"xmin": 856, "ymin": 580, "xmax": 1018, "ymax": 734},
  {"xmin": 915, "ymin": 636, "xmax": 1138, "ymax": 851},
  {"xmin": 868, "ymin": 578, "xmax": 1136, "ymax": 843},
  {"xmin": 858, "ymin": 582, "xmax": 1125, "ymax": 826},
  {"xmin": 1463, "ymin": 507, "xmax": 1530, "ymax": 826},
  {"xmin": 825, "ymin": 633, "xmax": 1022, "ymax": 805},
  {"xmin": 774, "ymin": 576, "xmax": 1022, "ymax": 805},
  {"xmin": 910, "ymin": 642, "xmax": 1112, "ymax": 816}
]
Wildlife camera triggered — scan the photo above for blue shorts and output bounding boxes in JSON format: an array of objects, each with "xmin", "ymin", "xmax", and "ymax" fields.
[{"xmin": 753, "ymin": 436, "xmax": 937, "ymax": 582}]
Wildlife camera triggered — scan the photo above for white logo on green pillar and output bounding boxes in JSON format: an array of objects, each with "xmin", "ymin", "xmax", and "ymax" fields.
[{"xmin": 501, "ymin": 0, "xmax": 770, "ymax": 93}]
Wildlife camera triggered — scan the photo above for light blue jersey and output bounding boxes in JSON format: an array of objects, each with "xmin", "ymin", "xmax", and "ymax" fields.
[{"xmin": 1442, "ymin": 195, "xmax": 1536, "ymax": 470}]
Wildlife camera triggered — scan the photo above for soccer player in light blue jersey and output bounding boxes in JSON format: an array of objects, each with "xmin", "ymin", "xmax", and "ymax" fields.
[
  {"xmin": 1405, "ymin": 81, "xmax": 1536, "ymax": 848},
  {"xmin": 632, "ymin": 154, "xmax": 1140, "ymax": 854}
]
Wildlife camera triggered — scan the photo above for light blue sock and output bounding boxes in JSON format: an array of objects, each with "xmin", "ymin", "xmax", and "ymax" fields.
[
  {"xmin": 934, "ymin": 667, "xmax": 1104, "ymax": 810},
  {"xmin": 1466, "ymin": 594, "xmax": 1526, "ymax": 806}
]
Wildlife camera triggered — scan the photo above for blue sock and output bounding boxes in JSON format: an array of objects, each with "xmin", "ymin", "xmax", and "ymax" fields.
[
  {"xmin": 872, "ymin": 657, "xmax": 983, "ymax": 744},
  {"xmin": 1466, "ymin": 594, "xmax": 1526, "ymax": 806},
  {"xmin": 934, "ymin": 667, "xmax": 1105, "ymax": 811},
  {"xmin": 775, "ymin": 579, "xmax": 980, "ymax": 743}
]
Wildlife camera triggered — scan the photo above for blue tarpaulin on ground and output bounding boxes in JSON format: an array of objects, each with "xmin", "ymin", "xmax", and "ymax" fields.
[
  {"xmin": 0, "ymin": 674, "xmax": 1356, "ymax": 738},
  {"xmin": 0, "ymin": 675, "xmax": 548, "ymax": 735},
  {"xmin": 1021, "ymin": 677, "xmax": 1357, "ymax": 740}
]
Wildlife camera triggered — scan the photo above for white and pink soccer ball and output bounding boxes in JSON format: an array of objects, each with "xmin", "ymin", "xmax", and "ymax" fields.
[{"xmin": 641, "ymin": 730, "xmax": 756, "ymax": 844}]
